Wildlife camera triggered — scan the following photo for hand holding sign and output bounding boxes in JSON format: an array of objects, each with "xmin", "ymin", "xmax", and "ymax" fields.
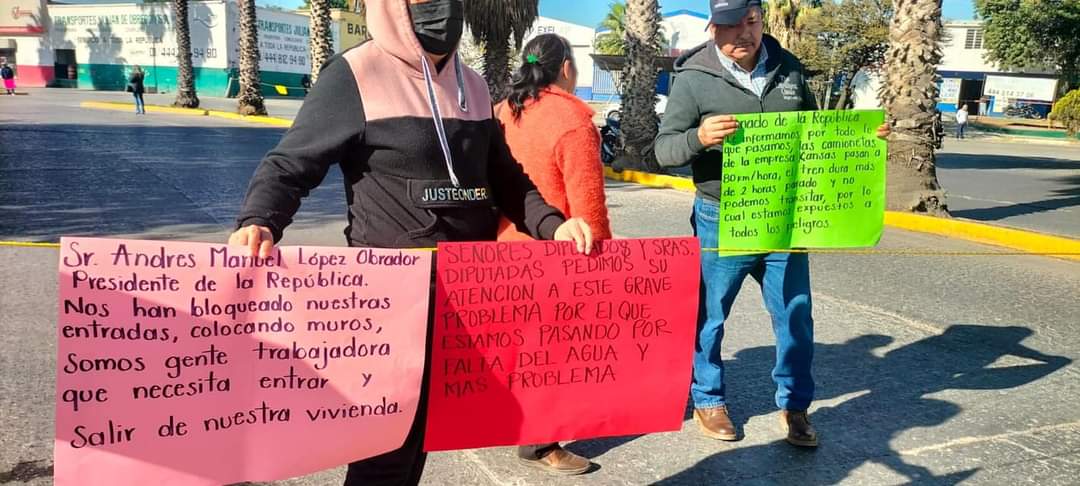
[
  {"xmin": 876, "ymin": 123, "xmax": 891, "ymax": 139},
  {"xmin": 553, "ymin": 217, "xmax": 595, "ymax": 255},
  {"xmin": 698, "ymin": 114, "xmax": 740, "ymax": 148},
  {"xmin": 227, "ymin": 225, "xmax": 275, "ymax": 258}
]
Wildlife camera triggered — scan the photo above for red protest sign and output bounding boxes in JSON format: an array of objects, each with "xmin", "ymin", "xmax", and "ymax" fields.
[{"xmin": 424, "ymin": 238, "xmax": 700, "ymax": 451}]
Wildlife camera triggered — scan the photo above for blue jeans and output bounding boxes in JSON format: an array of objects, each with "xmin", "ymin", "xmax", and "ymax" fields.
[
  {"xmin": 957, "ymin": 122, "xmax": 966, "ymax": 139},
  {"xmin": 133, "ymin": 92, "xmax": 145, "ymax": 113},
  {"xmin": 691, "ymin": 197, "xmax": 815, "ymax": 411}
]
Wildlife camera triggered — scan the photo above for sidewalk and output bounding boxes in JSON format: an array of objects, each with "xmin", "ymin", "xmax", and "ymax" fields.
[
  {"xmin": 944, "ymin": 117, "xmax": 1079, "ymax": 146},
  {"xmin": 973, "ymin": 116, "xmax": 1059, "ymax": 130},
  {"xmin": 16, "ymin": 87, "xmax": 304, "ymax": 122}
]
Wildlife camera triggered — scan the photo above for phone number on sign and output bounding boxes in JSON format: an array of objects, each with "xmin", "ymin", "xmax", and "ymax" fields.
[
  {"xmin": 150, "ymin": 47, "xmax": 218, "ymax": 59},
  {"xmin": 262, "ymin": 52, "xmax": 307, "ymax": 66}
]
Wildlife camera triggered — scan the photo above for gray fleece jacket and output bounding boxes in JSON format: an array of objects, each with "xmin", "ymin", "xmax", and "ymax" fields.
[{"xmin": 654, "ymin": 35, "xmax": 818, "ymax": 202}]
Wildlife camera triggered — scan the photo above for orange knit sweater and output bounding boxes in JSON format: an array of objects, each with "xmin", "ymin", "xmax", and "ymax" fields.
[{"xmin": 496, "ymin": 86, "xmax": 612, "ymax": 241}]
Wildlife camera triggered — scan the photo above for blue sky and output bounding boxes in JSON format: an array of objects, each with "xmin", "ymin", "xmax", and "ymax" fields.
[
  {"xmin": 540, "ymin": 0, "xmax": 977, "ymax": 27},
  {"xmin": 258, "ymin": 1, "xmax": 977, "ymax": 26}
]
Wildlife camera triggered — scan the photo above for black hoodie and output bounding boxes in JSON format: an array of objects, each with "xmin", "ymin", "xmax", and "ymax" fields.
[{"xmin": 236, "ymin": 0, "xmax": 564, "ymax": 248}]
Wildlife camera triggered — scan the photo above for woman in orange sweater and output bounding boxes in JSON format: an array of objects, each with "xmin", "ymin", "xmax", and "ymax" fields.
[
  {"xmin": 497, "ymin": 34, "xmax": 612, "ymax": 243},
  {"xmin": 496, "ymin": 34, "xmax": 611, "ymax": 476}
]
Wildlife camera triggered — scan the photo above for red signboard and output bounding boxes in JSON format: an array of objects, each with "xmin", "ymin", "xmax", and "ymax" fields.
[{"xmin": 425, "ymin": 238, "xmax": 700, "ymax": 451}]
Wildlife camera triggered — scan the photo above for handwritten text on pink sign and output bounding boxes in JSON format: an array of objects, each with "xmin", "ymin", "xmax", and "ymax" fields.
[{"xmin": 55, "ymin": 237, "xmax": 431, "ymax": 486}]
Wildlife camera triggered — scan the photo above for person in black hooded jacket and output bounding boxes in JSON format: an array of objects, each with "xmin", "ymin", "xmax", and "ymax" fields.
[{"xmin": 228, "ymin": 1, "xmax": 594, "ymax": 484}]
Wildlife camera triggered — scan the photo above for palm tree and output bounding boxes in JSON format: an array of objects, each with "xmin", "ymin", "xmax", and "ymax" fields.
[
  {"xmin": 594, "ymin": 2, "xmax": 626, "ymax": 55},
  {"xmin": 880, "ymin": 0, "xmax": 947, "ymax": 214},
  {"xmin": 464, "ymin": 0, "xmax": 539, "ymax": 101},
  {"xmin": 457, "ymin": 30, "xmax": 486, "ymax": 72},
  {"xmin": 171, "ymin": 0, "xmax": 199, "ymax": 108},
  {"xmin": 766, "ymin": 0, "xmax": 822, "ymax": 50},
  {"xmin": 308, "ymin": 0, "xmax": 334, "ymax": 82},
  {"xmin": 766, "ymin": 0, "xmax": 800, "ymax": 49},
  {"xmin": 619, "ymin": 0, "xmax": 662, "ymax": 172},
  {"xmin": 303, "ymin": 0, "xmax": 348, "ymax": 8},
  {"xmin": 237, "ymin": 0, "xmax": 267, "ymax": 115},
  {"xmin": 594, "ymin": 2, "xmax": 667, "ymax": 55}
]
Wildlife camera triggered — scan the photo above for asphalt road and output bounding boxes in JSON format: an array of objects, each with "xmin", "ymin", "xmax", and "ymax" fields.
[
  {"xmin": 936, "ymin": 136, "xmax": 1080, "ymax": 238},
  {"xmin": 1, "ymin": 90, "xmax": 1078, "ymax": 485}
]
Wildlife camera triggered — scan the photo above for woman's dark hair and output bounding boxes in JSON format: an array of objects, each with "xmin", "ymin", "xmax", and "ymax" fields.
[{"xmin": 506, "ymin": 34, "xmax": 574, "ymax": 120}]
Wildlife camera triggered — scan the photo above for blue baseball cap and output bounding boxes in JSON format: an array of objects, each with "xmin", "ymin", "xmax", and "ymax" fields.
[{"xmin": 709, "ymin": 0, "xmax": 763, "ymax": 26}]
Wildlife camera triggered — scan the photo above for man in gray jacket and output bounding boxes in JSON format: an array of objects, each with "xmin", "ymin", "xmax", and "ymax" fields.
[{"xmin": 654, "ymin": 0, "xmax": 887, "ymax": 448}]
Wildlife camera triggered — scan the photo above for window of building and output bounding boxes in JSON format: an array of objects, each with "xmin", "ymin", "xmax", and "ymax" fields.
[{"xmin": 964, "ymin": 29, "xmax": 984, "ymax": 50}]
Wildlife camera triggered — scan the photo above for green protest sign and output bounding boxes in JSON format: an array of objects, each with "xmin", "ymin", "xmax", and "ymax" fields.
[{"xmin": 718, "ymin": 109, "xmax": 886, "ymax": 250}]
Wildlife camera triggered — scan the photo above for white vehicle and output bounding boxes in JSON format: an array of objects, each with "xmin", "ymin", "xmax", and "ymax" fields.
[{"xmin": 602, "ymin": 94, "xmax": 668, "ymax": 122}]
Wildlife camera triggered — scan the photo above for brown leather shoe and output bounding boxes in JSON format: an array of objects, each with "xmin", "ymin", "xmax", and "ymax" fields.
[
  {"xmin": 518, "ymin": 446, "xmax": 591, "ymax": 475},
  {"xmin": 780, "ymin": 410, "xmax": 818, "ymax": 447},
  {"xmin": 693, "ymin": 406, "xmax": 739, "ymax": 441}
]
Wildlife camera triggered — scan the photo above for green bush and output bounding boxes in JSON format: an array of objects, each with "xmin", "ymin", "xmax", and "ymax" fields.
[{"xmin": 1050, "ymin": 89, "xmax": 1080, "ymax": 136}]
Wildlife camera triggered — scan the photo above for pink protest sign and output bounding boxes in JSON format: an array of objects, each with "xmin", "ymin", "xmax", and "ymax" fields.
[
  {"xmin": 425, "ymin": 238, "xmax": 700, "ymax": 451},
  {"xmin": 55, "ymin": 237, "xmax": 432, "ymax": 486}
]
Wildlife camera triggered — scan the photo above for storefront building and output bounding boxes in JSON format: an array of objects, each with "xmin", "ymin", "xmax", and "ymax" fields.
[{"xmin": 0, "ymin": 0, "xmax": 368, "ymax": 97}]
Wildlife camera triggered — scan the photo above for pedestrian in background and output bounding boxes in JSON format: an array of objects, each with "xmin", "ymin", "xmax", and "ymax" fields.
[
  {"xmin": 1, "ymin": 62, "xmax": 16, "ymax": 95},
  {"xmin": 493, "ymin": 33, "xmax": 611, "ymax": 476},
  {"xmin": 955, "ymin": 104, "xmax": 969, "ymax": 139},
  {"xmin": 128, "ymin": 66, "xmax": 145, "ymax": 114}
]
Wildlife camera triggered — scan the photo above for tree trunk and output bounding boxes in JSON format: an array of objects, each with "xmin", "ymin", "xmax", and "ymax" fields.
[
  {"xmin": 767, "ymin": 0, "xmax": 802, "ymax": 50},
  {"xmin": 834, "ymin": 70, "xmax": 852, "ymax": 110},
  {"xmin": 822, "ymin": 68, "xmax": 835, "ymax": 108},
  {"xmin": 172, "ymin": 0, "xmax": 199, "ymax": 108},
  {"xmin": 482, "ymin": 38, "xmax": 511, "ymax": 102},
  {"xmin": 309, "ymin": 0, "xmax": 334, "ymax": 83},
  {"xmin": 618, "ymin": 0, "xmax": 662, "ymax": 173},
  {"xmin": 463, "ymin": 0, "xmax": 538, "ymax": 102},
  {"xmin": 880, "ymin": 0, "xmax": 947, "ymax": 214},
  {"xmin": 237, "ymin": 0, "xmax": 267, "ymax": 116}
]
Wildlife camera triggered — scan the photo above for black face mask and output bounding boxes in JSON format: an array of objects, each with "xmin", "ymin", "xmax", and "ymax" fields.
[{"xmin": 409, "ymin": 0, "xmax": 464, "ymax": 56}]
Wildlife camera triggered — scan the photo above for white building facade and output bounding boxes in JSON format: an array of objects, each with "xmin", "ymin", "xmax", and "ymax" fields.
[
  {"xmin": 2, "ymin": 0, "xmax": 368, "ymax": 96},
  {"xmin": 853, "ymin": 20, "xmax": 1061, "ymax": 117},
  {"xmin": 522, "ymin": 16, "xmax": 597, "ymax": 99},
  {"xmin": 660, "ymin": 9, "xmax": 710, "ymax": 56},
  {"xmin": 588, "ymin": 9, "xmax": 710, "ymax": 101}
]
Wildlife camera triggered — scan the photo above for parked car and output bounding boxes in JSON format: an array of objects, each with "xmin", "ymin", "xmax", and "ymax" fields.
[{"xmin": 1004, "ymin": 103, "xmax": 1044, "ymax": 120}]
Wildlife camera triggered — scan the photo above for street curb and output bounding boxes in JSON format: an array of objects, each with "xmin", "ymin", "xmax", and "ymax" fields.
[
  {"xmin": 80, "ymin": 101, "xmax": 294, "ymax": 127},
  {"xmin": 883, "ymin": 212, "xmax": 1080, "ymax": 262},
  {"xmin": 205, "ymin": 110, "xmax": 293, "ymax": 127},
  {"xmin": 604, "ymin": 168, "xmax": 1080, "ymax": 261},
  {"xmin": 972, "ymin": 122, "xmax": 1080, "ymax": 141},
  {"xmin": 81, "ymin": 101, "xmax": 207, "ymax": 117},
  {"xmin": 604, "ymin": 167, "xmax": 696, "ymax": 191}
]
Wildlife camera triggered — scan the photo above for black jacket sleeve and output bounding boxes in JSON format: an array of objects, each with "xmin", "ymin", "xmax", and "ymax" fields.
[
  {"xmin": 235, "ymin": 55, "xmax": 364, "ymax": 242},
  {"xmin": 486, "ymin": 118, "xmax": 566, "ymax": 240}
]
